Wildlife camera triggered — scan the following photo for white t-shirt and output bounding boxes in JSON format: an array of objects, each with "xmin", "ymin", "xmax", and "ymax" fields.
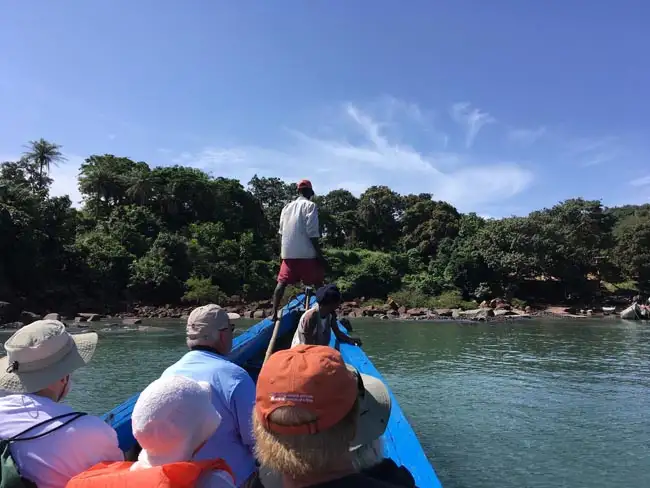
[
  {"xmin": 291, "ymin": 308, "xmax": 330, "ymax": 348},
  {"xmin": 279, "ymin": 196, "xmax": 320, "ymax": 259},
  {"xmin": 0, "ymin": 393, "xmax": 123, "ymax": 488}
]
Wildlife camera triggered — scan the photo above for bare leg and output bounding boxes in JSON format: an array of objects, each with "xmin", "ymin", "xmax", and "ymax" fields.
[{"xmin": 271, "ymin": 281, "xmax": 287, "ymax": 321}]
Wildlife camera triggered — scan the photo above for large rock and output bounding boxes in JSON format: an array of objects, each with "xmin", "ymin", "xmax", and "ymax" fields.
[
  {"xmin": 474, "ymin": 308, "xmax": 495, "ymax": 321},
  {"xmin": 122, "ymin": 318, "xmax": 142, "ymax": 325},
  {"xmin": 253, "ymin": 309, "xmax": 267, "ymax": 320},
  {"xmin": 43, "ymin": 313, "xmax": 62, "ymax": 321},
  {"xmin": 20, "ymin": 311, "xmax": 40, "ymax": 325},
  {"xmin": 344, "ymin": 310, "xmax": 361, "ymax": 318},
  {"xmin": 340, "ymin": 301, "xmax": 359, "ymax": 316},
  {"xmin": 435, "ymin": 308, "xmax": 454, "ymax": 317},
  {"xmin": 74, "ymin": 316, "xmax": 87, "ymax": 323},
  {"xmin": 458, "ymin": 308, "xmax": 495, "ymax": 320},
  {"xmin": 361, "ymin": 306, "xmax": 388, "ymax": 317},
  {"xmin": 494, "ymin": 309, "xmax": 517, "ymax": 317},
  {"xmin": 489, "ymin": 298, "xmax": 511, "ymax": 310},
  {"xmin": 406, "ymin": 308, "xmax": 427, "ymax": 317}
]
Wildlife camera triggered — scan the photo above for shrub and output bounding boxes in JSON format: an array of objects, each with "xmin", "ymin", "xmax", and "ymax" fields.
[
  {"xmin": 389, "ymin": 290, "xmax": 432, "ymax": 309},
  {"xmin": 182, "ymin": 276, "xmax": 226, "ymax": 305},
  {"xmin": 431, "ymin": 290, "xmax": 477, "ymax": 310},
  {"xmin": 510, "ymin": 297, "xmax": 527, "ymax": 310},
  {"xmin": 327, "ymin": 249, "xmax": 402, "ymax": 299},
  {"xmin": 389, "ymin": 288, "xmax": 477, "ymax": 310}
]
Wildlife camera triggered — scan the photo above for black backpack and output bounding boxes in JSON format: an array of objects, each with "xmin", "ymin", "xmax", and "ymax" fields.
[{"xmin": 1, "ymin": 412, "xmax": 86, "ymax": 488}]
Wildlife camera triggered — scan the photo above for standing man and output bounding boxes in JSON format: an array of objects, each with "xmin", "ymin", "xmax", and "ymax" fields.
[{"xmin": 271, "ymin": 179, "xmax": 327, "ymax": 322}]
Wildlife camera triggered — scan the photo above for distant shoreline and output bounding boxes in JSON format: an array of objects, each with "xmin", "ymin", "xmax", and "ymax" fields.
[{"xmin": 1, "ymin": 298, "xmax": 636, "ymax": 332}]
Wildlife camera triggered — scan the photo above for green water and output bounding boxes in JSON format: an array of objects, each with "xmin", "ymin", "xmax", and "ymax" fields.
[{"xmin": 5, "ymin": 318, "xmax": 650, "ymax": 487}]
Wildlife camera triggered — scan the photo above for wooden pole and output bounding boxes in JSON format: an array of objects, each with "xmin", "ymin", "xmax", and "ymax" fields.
[{"xmin": 263, "ymin": 287, "xmax": 312, "ymax": 364}]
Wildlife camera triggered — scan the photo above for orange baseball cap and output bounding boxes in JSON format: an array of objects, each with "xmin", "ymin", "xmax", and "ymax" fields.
[
  {"xmin": 256, "ymin": 345, "xmax": 357, "ymax": 435},
  {"xmin": 297, "ymin": 179, "xmax": 313, "ymax": 190},
  {"xmin": 255, "ymin": 345, "xmax": 392, "ymax": 447}
]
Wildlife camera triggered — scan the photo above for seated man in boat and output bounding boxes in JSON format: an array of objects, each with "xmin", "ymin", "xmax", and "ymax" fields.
[
  {"xmin": 159, "ymin": 305, "xmax": 258, "ymax": 488},
  {"xmin": 66, "ymin": 375, "xmax": 235, "ymax": 488},
  {"xmin": 253, "ymin": 344, "xmax": 399, "ymax": 487},
  {"xmin": 292, "ymin": 284, "xmax": 362, "ymax": 348},
  {"xmin": 271, "ymin": 179, "xmax": 328, "ymax": 323},
  {"xmin": 0, "ymin": 320, "xmax": 123, "ymax": 488}
]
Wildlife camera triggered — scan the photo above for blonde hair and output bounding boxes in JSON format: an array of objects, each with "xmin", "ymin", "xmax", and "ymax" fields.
[
  {"xmin": 351, "ymin": 438, "xmax": 384, "ymax": 471},
  {"xmin": 253, "ymin": 401, "xmax": 359, "ymax": 478}
]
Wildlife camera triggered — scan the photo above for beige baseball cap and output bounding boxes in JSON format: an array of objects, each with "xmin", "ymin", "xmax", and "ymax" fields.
[{"xmin": 186, "ymin": 304, "xmax": 240, "ymax": 341}]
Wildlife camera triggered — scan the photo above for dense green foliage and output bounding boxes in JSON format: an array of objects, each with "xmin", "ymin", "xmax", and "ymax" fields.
[{"xmin": 2, "ymin": 140, "xmax": 650, "ymax": 313}]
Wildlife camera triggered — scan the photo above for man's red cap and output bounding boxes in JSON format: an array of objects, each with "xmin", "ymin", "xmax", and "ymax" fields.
[
  {"xmin": 297, "ymin": 179, "xmax": 313, "ymax": 190},
  {"xmin": 255, "ymin": 345, "xmax": 357, "ymax": 436}
]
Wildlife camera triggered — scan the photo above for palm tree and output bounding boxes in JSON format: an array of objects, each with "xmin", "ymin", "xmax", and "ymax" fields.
[
  {"xmin": 22, "ymin": 139, "xmax": 66, "ymax": 189},
  {"xmin": 125, "ymin": 166, "xmax": 154, "ymax": 205}
]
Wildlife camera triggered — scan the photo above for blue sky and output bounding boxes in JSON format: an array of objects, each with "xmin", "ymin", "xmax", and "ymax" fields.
[{"xmin": 1, "ymin": 0, "xmax": 649, "ymax": 217}]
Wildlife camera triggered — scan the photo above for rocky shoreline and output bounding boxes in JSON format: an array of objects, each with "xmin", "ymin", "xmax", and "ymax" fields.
[{"xmin": 0, "ymin": 297, "xmax": 630, "ymax": 331}]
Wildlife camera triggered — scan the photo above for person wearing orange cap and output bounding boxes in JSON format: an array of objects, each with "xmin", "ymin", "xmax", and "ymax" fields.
[
  {"xmin": 253, "ymin": 345, "xmax": 402, "ymax": 488},
  {"xmin": 271, "ymin": 179, "xmax": 328, "ymax": 322}
]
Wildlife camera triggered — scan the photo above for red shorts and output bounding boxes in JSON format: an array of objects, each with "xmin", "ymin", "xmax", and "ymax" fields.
[{"xmin": 277, "ymin": 259, "xmax": 324, "ymax": 286}]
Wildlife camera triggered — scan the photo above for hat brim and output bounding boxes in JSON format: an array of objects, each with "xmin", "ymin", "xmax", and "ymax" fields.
[
  {"xmin": 349, "ymin": 371, "xmax": 392, "ymax": 451},
  {"xmin": 0, "ymin": 332, "xmax": 98, "ymax": 394}
]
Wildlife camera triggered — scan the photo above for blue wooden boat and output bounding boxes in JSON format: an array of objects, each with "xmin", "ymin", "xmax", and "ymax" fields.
[{"xmin": 103, "ymin": 293, "xmax": 442, "ymax": 488}]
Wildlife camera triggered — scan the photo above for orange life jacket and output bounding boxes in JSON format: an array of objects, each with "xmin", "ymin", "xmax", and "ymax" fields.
[{"xmin": 65, "ymin": 459, "xmax": 234, "ymax": 488}]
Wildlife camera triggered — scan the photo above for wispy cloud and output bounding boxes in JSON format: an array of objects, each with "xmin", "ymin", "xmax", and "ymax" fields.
[
  {"xmin": 450, "ymin": 102, "xmax": 495, "ymax": 148},
  {"xmin": 630, "ymin": 175, "xmax": 650, "ymax": 187},
  {"xmin": 4, "ymin": 98, "xmax": 538, "ymax": 213},
  {"xmin": 172, "ymin": 100, "xmax": 532, "ymax": 211},
  {"xmin": 567, "ymin": 136, "xmax": 621, "ymax": 167},
  {"xmin": 507, "ymin": 126, "xmax": 546, "ymax": 145}
]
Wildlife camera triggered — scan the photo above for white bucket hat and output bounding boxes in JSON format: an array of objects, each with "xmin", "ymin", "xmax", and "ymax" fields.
[
  {"xmin": 131, "ymin": 375, "xmax": 222, "ymax": 468},
  {"xmin": 0, "ymin": 320, "xmax": 98, "ymax": 394}
]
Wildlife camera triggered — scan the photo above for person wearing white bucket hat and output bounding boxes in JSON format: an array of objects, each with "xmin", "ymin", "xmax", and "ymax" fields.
[
  {"xmin": 159, "ymin": 304, "xmax": 258, "ymax": 487},
  {"xmin": 0, "ymin": 320, "xmax": 123, "ymax": 488},
  {"xmin": 66, "ymin": 375, "xmax": 235, "ymax": 488}
]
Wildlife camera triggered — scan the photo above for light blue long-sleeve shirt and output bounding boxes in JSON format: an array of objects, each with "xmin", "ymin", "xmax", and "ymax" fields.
[{"xmin": 161, "ymin": 349, "xmax": 256, "ymax": 486}]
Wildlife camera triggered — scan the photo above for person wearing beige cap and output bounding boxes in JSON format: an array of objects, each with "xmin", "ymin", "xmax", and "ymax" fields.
[
  {"xmin": 159, "ymin": 304, "xmax": 259, "ymax": 487},
  {"xmin": 0, "ymin": 320, "xmax": 123, "ymax": 488}
]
